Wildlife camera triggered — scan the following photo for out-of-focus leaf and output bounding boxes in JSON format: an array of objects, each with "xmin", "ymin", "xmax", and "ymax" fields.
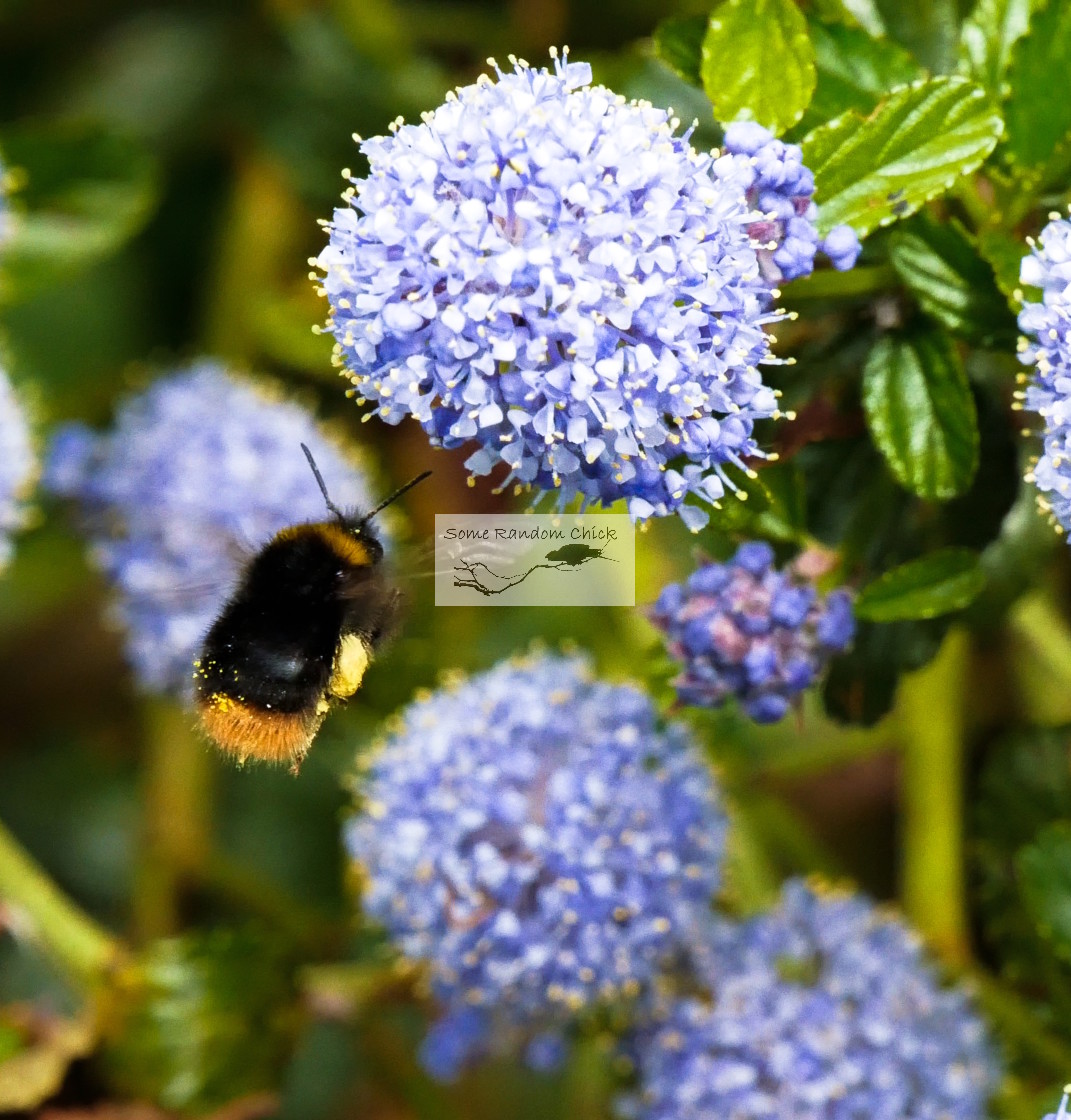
[
  {"xmin": 803, "ymin": 19, "xmax": 922, "ymax": 127},
  {"xmin": 972, "ymin": 729, "xmax": 1071, "ymax": 1013},
  {"xmin": 250, "ymin": 289, "xmax": 335, "ymax": 378},
  {"xmin": 873, "ymin": 0, "xmax": 959, "ymax": 71},
  {"xmin": 0, "ymin": 124, "xmax": 158, "ymax": 302},
  {"xmin": 103, "ymin": 930, "xmax": 295, "ymax": 1114},
  {"xmin": 1018, "ymin": 822, "xmax": 1071, "ymax": 963},
  {"xmin": 1003, "ymin": 0, "xmax": 1071, "ymax": 172},
  {"xmin": 855, "ymin": 548, "xmax": 984, "ymax": 620},
  {"xmin": 823, "ymin": 617, "xmax": 947, "ymax": 724},
  {"xmin": 802, "ymin": 77, "xmax": 1003, "ymax": 236},
  {"xmin": 701, "ymin": 0, "xmax": 816, "ymax": 135},
  {"xmin": 653, "ymin": 15, "xmax": 706, "ymax": 87},
  {"xmin": 0, "ymin": 1008, "xmax": 95, "ymax": 1112},
  {"xmin": 959, "ymin": 0, "xmax": 1039, "ymax": 95},
  {"xmin": 977, "ymin": 226, "xmax": 1031, "ymax": 303},
  {"xmin": 54, "ymin": 11, "xmax": 229, "ymax": 147},
  {"xmin": 862, "ymin": 329, "xmax": 979, "ymax": 500},
  {"xmin": 971, "ymin": 478, "xmax": 1060, "ymax": 623},
  {"xmin": 888, "ymin": 214, "xmax": 1017, "ymax": 345},
  {"xmin": 706, "ymin": 465, "xmax": 805, "ymax": 543},
  {"xmin": 809, "ymin": 0, "xmax": 887, "ymax": 35}
]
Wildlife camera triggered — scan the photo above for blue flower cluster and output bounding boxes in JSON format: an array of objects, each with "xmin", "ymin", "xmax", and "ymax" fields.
[
  {"xmin": 318, "ymin": 51, "xmax": 789, "ymax": 531},
  {"xmin": 44, "ymin": 362, "xmax": 376, "ymax": 696},
  {"xmin": 1019, "ymin": 216, "xmax": 1071, "ymax": 535},
  {"xmin": 345, "ymin": 653, "xmax": 727, "ymax": 1079},
  {"xmin": 720, "ymin": 122, "xmax": 861, "ymax": 284},
  {"xmin": 650, "ymin": 541, "xmax": 854, "ymax": 722},
  {"xmin": 0, "ymin": 365, "xmax": 35, "ymax": 570},
  {"xmin": 629, "ymin": 880, "xmax": 998, "ymax": 1120}
]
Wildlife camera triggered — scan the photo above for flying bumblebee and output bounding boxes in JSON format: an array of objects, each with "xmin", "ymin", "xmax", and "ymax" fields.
[{"xmin": 193, "ymin": 445, "xmax": 430, "ymax": 770}]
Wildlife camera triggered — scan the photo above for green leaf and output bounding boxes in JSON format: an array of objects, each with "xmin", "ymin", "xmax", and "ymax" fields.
[
  {"xmin": 977, "ymin": 226, "xmax": 1031, "ymax": 302},
  {"xmin": 1018, "ymin": 822, "xmax": 1071, "ymax": 964},
  {"xmin": 104, "ymin": 929, "xmax": 295, "ymax": 1113},
  {"xmin": 653, "ymin": 15, "xmax": 706, "ymax": 87},
  {"xmin": 1004, "ymin": 0, "xmax": 1071, "ymax": 171},
  {"xmin": 959, "ymin": 0, "xmax": 1038, "ymax": 95},
  {"xmin": 873, "ymin": 0, "xmax": 960, "ymax": 72},
  {"xmin": 854, "ymin": 548, "xmax": 985, "ymax": 621},
  {"xmin": 810, "ymin": 0, "xmax": 887, "ymax": 36},
  {"xmin": 802, "ymin": 77, "xmax": 1003, "ymax": 237},
  {"xmin": 0, "ymin": 123, "xmax": 158, "ymax": 302},
  {"xmin": 701, "ymin": 0, "xmax": 816, "ymax": 135},
  {"xmin": 803, "ymin": 19, "xmax": 922, "ymax": 127},
  {"xmin": 862, "ymin": 329, "xmax": 979, "ymax": 499},
  {"xmin": 888, "ymin": 214, "xmax": 1018, "ymax": 345},
  {"xmin": 972, "ymin": 730, "xmax": 1071, "ymax": 1013},
  {"xmin": 823, "ymin": 617, "xmax": 947, "ymax": 723}
]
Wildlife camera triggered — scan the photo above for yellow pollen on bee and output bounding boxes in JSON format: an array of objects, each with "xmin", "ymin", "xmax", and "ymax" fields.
[{"xmin": 329, "ymin": 634, "xmax": 372, "ymax": 699}]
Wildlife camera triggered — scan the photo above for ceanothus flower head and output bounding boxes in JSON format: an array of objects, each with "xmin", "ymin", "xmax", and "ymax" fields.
[
  {"xmin": 345, "ymin": 652, "xmax": 727, "ymax": 1079},
  {"xmin": 720, "ymin": 121, "xmax": 861, "ymax": 283},
  {"xmin": 629, "ymin": 879, "xmax": 999, "ymax": 1120},
  {"xmin": 0, "ymin": 365, "xmax": 36, "ymax": 569},
  {"xmin": 1019, "ymin": 216, "xmax": 1071, "ymax": 535},
  {"xmin": 317, "ymin": 50, "xmax": 791, "ymax": 531},
  {"xmin": 650, "ymin": 541, "xmax": 854, "ymax": 723},
  {"xmin": 44, "ymin": 361, "xmax": 377, "ymax": 696}
]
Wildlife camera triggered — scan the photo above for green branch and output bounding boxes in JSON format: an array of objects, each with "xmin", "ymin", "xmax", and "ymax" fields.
[
  {"xmin": 0, "ymin": 816, "xmax": 124, "ymax": 984},
  {"xmin": 898, "ymin": 627, "xmax": 970, "ymax": 966}
]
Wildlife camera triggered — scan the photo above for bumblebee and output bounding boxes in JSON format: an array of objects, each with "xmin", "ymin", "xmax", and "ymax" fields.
[{"xmin": 193, "ymin": 445, "xmax": 429, "ymax": 770}]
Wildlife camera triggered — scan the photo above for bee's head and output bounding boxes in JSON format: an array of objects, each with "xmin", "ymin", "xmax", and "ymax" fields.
[{"xmin": 301, "ymin": 443, "xmax": 430, "ymax": 548}]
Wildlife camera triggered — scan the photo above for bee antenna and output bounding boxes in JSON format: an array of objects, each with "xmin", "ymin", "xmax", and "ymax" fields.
[
  {"xmin": 360, "ymin": 470, "xmax": 433, "ymax": 525},
  {"xmin": 301, "ymin": 443, "xmax": 346, "ymax": 522}
]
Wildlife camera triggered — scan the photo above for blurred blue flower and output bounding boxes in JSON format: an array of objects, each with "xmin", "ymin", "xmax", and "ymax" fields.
[
  {"xmin": 1020, "ymin": 217, "xmax": 1071, "ymax": 535},
  {"xmin": 650, "ymin": 542, "xmax": 854, "ymax": 723},
  {"xmin": 629, "ymin": 879, "xmax": 999, "ymax": 1120},
  {"xmin": 0, "ymin": 365, "xmax": 35, "ymax": 569},
  {"xmin": 318, "ymin": 50, "xmax": 790, "ymax": 531},
  {"xmin": 345, "ymin": 652, "xmax": 727, "ymax": 1078},
  {"xmin": 44, "ymin": 361, "xmax": 376, "ymax": 696},
  {"xmin": 720, "ymin": 121, "xmax": 861, "ymax": 284}
]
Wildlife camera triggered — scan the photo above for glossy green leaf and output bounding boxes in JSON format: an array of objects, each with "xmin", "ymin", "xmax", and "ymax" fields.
[
  {"xmin": 854, "ymin": 548, "xmax": 985, "ymax": 621},
  {"xmin": 0, "ymin": 123, "xmax": 158, "ymax": 302},
  {"xmin": 1018, "ymin": 822, "xmax": 1071, "ymax": 964},
  {"xmin": 959, "ymin": 0, "xmax": 1038, "ymax": 95},
  {"xmin": 701, "ymin": 0, "xmax": 816, "ymax": 135},
  {"xmin": 802, "ymin": 77, "xmax": 1003, "ymax": 236},
  {"xmin": 653, "ymin": 14, "xmax": 706, "ymax": 87},
  {"xmin": 862, "ymin": 329, "xmax": 979, "ymax": 499},
  {"xmin": 1004, "ymin": 0, "xmax": 1071, "ymax": 171},
  {"xmin": 888, "ymin": 214, "xmax": 1017, "ymax": 345},
  {"xmin": 804, "ymin": 19, "xmax": 922, "ymax": 126}
]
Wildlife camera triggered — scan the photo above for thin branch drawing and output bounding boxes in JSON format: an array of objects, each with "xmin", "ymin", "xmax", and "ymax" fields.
[{"xmin": 452, "ymin": 544, "xmax": 617, "ymax": 597}]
